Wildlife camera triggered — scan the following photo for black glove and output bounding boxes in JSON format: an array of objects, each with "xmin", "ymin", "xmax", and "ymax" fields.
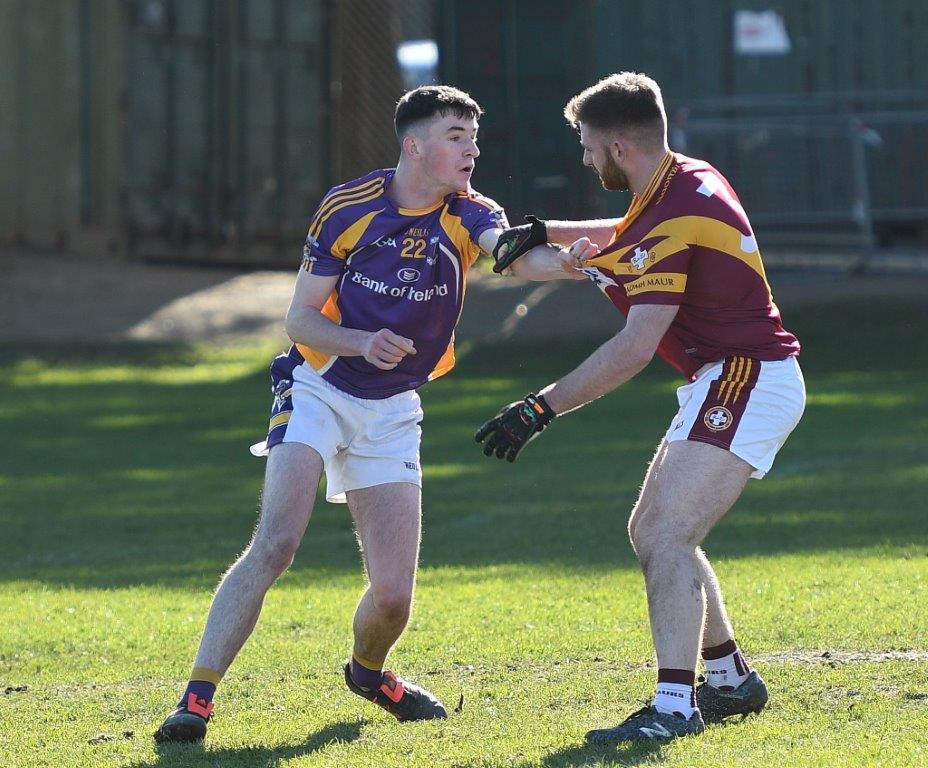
[
  {"xmin": 491, "ymin": 215, "xmax": 548, "ymax": 274},
  {"xmin": 474, "ymin": 393, "xmax": 557, "ymax": 462}
]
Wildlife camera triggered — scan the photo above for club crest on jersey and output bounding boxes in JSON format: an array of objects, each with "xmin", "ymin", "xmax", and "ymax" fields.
[
  {"xmin": 397, "ymin": 267, "xmax": 421, "ymax": 283},
  {"xmin": 631, "ymin": 246, "xmax": 651, "ymax": 271},
  {"xmin": 704, "ymin": 406, "xmax": 734, "ymax": 431}
]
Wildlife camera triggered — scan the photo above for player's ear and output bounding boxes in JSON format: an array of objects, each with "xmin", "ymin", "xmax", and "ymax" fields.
[
  {"xmin": 610, "ymin": 136, "xmax": 626, "ymax": 164},
  {"xmin": 402, "ymin": 135, "xmax": 420, "ymax": 159}
]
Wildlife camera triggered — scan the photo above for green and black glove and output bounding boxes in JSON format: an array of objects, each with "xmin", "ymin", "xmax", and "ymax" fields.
[
  {"xmin": 491, "ymin": 215, "xmax": 548, "ymax": 274},
  {"xmin": 474, "ymin": 393, "xmax": 557, "ymax": 462}
]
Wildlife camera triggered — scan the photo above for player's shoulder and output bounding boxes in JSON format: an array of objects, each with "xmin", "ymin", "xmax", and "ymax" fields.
[
  {"xmin": 324, "ymin": 168, "xmax": 391, "ymax": 200},
  {"xmin": 671, "ymin": 153, "xmax": 728, "ymax": 188},
  {"xmin": 449, "ymin": 187, "xmax": 504, "ymax": 215},
  {"xmin": 664, "ymin": 153, "xmax": 745, "ymax": 223},
  {"xmin": 310, "ymin": 169, "xmax": 391, "ymax": 234}
]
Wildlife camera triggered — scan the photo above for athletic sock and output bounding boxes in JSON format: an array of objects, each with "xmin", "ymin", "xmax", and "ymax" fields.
[
  {"xmin": 653, "ymin": 668, "xmax": 698, "ymax": 719},
  {"xmin": 180, "ymin": 667, "xmax": 222, "ymax": 714},
  {"xmin": 350, "ymin": 656, "xmax": 384, "ymax": 691},
  {"xmin": 702, "ymin": 638, "xmax": 751, "ymax": 690}
]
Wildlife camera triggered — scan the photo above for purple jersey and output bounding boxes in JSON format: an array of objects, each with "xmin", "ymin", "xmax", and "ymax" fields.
[{"xmin": 292, "ymin": 168, "xmax": 507, "ymax": 399}]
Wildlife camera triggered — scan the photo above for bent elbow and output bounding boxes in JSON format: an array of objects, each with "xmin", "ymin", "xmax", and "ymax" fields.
[
  {"xmin": 284, "ymin": 308, "xmax": 313, "ymax": 344},
  {"xmin": 629, "ymin": 344, "xmax": 656, "ymax": 372},
  {"xmin": 283, "ymin": 313, "xmax": 299, "ymax": 343}
]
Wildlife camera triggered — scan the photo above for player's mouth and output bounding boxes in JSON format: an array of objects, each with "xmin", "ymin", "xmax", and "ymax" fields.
[{"xmin": 459, "ymin": 164, "xmax": 474, "ymax": 175}]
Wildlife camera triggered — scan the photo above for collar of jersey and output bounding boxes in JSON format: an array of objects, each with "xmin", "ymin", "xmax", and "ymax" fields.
[
  {"xmin": 612, "ymin": 150, "xmax": 675, "ymax": 240},
  {"xmin": 382, "ymin": 169, "xmax": 449, "ymax": 216}
]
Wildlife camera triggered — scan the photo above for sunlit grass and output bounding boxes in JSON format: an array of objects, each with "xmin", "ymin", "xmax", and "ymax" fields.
[{"xmin": 1, "ymin": 298, "xmax": 927, "ymax": 767}]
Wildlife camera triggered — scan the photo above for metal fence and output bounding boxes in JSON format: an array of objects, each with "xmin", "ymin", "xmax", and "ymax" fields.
[{"xmin": 658, "ymin": 91, "xmax": 928, "ymax": 270}]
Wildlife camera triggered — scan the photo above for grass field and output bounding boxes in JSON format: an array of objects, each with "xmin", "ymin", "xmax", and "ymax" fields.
[{"xmin": 1, "ymin": 296, "xmax": 927, "ymax": 767}]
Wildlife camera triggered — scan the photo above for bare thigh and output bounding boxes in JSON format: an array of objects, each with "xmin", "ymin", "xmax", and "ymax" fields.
[
  {"xmin": 347, "ymin": 482, "xmax": 422, "ymax": 596},
  {"xmin": 635, "ymin": 440, "xmax": 753, "ymax": 548},
  {"xmin": 252, "ymin": 442, "xmax": 325, "ymax": 559}
]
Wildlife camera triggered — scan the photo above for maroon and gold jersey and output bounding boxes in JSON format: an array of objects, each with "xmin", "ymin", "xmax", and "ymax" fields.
[{"xmin": 580, "ymin": 152, "xmax": 800, "ymax": 380}]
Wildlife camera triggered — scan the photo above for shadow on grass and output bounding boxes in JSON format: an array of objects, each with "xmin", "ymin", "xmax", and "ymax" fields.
[
  {"xmin": 452, "ymin": 740, "xmax": 665, "ymax": 768},
  {"xmin": 1, "ymin": 299, "xmax": 927, "ymax": 588},
  {"xmin": 533, "ymin": 741, "xmax": 665, "ymax": 768},
  {"xmin": 131, "ymin": 719, "xmax": 364, "ymax": 768}
]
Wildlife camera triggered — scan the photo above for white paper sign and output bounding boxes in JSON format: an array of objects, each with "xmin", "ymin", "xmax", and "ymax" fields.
[{"xmin": 734, "ymin": 10, "xmax": 792, "ymax": 55}]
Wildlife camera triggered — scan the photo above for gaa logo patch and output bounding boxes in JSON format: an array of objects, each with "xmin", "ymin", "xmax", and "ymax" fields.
[{"xmin": 704, "ymin": 406, "xmax": 734, "ymax": 431}]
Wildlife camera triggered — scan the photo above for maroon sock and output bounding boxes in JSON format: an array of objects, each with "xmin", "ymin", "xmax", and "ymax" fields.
[
  {"xmin": 656, "ymin": 667, "xmax": 697, "ymax": 711},
  {"xmin": 702, "ymin": 638, "xmax": 751, "ymax": 689}
]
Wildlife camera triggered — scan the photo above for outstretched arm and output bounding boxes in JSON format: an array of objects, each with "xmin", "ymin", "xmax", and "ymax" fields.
[
  {"xmin": 544, "ymin": 219, "xmax": 622, "ymax": 249},
  {"xmin": 477, "ymin": 228, "xmax": 592, "ymax": 281},
  {"xmin": 485, "ymin": 216, "xmax": 621, "ymax": 274},
  {"xmin": 540, "ymin": 303, "xmax": 679, "ymax": 414},
  {"xmin": 475, "ymin": 303, "xmax": 678, "ymax": 462}
]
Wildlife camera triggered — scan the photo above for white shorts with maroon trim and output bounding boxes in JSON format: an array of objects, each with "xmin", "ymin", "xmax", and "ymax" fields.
[
  {"xmin": 250, "ymin": 361, "xmax": 423, "ymax": 503},
  {"xmin": 664, "ymin": 355, "xmax": 805, "ymax": 479}
]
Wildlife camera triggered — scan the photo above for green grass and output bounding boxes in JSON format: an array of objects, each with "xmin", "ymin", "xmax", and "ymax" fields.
[{"xmin": 1, "ymin": 298, "xmax": 927, "ymax": 767}]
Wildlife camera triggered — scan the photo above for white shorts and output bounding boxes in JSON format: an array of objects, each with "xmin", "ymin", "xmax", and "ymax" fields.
[
  {"xmin": 665, "ymin": 355, "xmax": 805, "ymax": 479},
  {"xmin": 251, "ymin": 362, "xmax": 423, "ymax": 503}
]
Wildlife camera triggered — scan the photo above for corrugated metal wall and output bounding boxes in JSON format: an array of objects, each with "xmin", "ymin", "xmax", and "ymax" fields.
[
  {"xmin": 0, "ymin": 0, "xmax": 82, "ymax": 249},
  {"xmin": 124, "ymin": 0, "xmax": 332, "ymax": 263},
  {"xmin": 1, "ymin": 0, "xmax": 428, "ymax": 264},
  {"xmin": 4, "ymin": 1, "xmax": 926, "ymax": 258}
]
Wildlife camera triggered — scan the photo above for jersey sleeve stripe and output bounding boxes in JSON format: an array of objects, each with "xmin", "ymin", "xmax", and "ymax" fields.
[
  {"xmin": 316, "ymin": 176, "xmax": 383, "ymax": 215},
  {"xmin": 308, "ymin": 179, "xmax": 384, "ymax": 237},
  {"xmin": 309, "ymin": 186, "xmax": 384, "ymax": 240}
]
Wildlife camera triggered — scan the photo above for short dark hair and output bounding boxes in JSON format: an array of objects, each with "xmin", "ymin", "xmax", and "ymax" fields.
[
  {"xmin": 564, "ymin": 72, "xmax": 666, "ymax": 145},
  {"xmin": 394, "ymin": 85, "xmax": 483, "ymax": 138}
]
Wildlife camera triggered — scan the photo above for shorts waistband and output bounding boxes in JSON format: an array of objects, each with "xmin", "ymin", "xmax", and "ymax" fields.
[{"xmin": 294, "ymin": 363, "xmax": 420, "ymax": 412}]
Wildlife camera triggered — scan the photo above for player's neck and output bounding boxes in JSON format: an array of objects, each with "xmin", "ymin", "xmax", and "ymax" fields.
[
  {"xmin": 387, "ymin": 163, "xmax": 447, "ymax": 210},
  {"xmin": 628, "ymin": 148, "xmax": 671, "ymax": 197}
]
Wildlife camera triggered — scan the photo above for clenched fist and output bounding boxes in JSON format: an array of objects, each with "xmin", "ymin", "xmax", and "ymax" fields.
[{"xmin": 362, "ymin": 328, "xmax": 417, "ymax": 370}]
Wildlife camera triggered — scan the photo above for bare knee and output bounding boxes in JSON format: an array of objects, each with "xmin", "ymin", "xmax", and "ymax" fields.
[
  {"xmin": 371, "ymin": 582, "xmax": 413, "ymax": 624},
  {"xmin": 630, "ymin": 511, "xmax": 700, "ymax": 573},
  {"xmin": 246, "ymin": 530, "xmax": 302, "ymax": 578}
]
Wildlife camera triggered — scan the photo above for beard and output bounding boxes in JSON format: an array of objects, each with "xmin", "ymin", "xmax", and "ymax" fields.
[{"xmin": 598, "ymin": 152, "xmax": 630, "ymax": 192}]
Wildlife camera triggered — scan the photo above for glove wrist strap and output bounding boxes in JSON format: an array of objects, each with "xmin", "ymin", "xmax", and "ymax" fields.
[{"xmin": 525, "ymin": 393, "xmax": 556, "ymax": 426}]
